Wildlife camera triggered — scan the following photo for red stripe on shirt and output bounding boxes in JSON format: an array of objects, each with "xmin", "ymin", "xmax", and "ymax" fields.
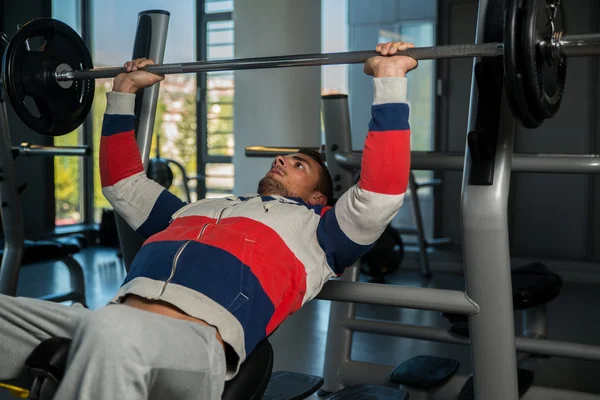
[{"xmin": 358, "ymin": 129, "xmax": 410, "ymax": 195}]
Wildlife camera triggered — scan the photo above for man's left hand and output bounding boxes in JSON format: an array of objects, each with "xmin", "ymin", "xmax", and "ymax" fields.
[{"xmin": 364, "ymin": 42, "xmax": 418, "ymax": 78}]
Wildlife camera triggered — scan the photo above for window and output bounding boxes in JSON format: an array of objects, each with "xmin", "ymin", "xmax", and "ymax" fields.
[
  {"xmin": 89, "ymin": 0, "xmax": 197, "ymax": 221},
  {"xmin": 52, "ymin": 0, "xmax": 84, "ymax": 226},
  {"xmin": 199, "ymin": 13, "xmax": 235, "ymax": 199}
]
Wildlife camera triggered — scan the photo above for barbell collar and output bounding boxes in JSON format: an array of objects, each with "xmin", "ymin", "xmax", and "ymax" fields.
[{"xmin": 557, "ymin": 33, "xmax": 600, "ymax": 58}]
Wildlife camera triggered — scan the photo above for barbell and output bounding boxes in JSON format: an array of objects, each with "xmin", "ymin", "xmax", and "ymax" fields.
[{"xmin": 2, "ymin": 0, "xmax": 600, "ymax": 136}]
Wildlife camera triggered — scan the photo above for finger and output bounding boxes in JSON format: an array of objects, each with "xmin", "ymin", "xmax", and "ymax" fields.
[
  {"xmin": 134, "ymin": 58, "xmax": 148, "ymax": 69},
  {"xmin": 375, "ymin": 43, "xmax": 383, "ymax": 53},
  {"xmin": 381, "ymin": 42, "xmax": 393, "ymax": 56},
  {"xmin": 395, "ymin": 42, "xmax": 415, "ymax": 51},
  {"xmin": 136, "ymin": 59, "xmax": 149, "ymax": 69},
  {"xmin": 139, "ymin": 58, "xmax": 156, "ymax": 69}
]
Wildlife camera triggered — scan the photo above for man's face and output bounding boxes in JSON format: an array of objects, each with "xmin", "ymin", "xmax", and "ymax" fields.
[{"xmin": 257, "ymin": 153, "xmax": 326, "ymax": 205}]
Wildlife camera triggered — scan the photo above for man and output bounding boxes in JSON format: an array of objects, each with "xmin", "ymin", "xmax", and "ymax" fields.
[{"xmin": 0, "ymin": 41, "xmax": 416, "ymax": 399}]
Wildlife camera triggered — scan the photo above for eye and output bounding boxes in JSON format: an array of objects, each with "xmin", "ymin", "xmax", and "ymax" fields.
[{"xmin": 295, "ymin": 162, "xmax": 304, "ymax": 169}]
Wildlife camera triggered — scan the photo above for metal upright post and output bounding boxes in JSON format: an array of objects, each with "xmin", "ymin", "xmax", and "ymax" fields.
[
  {"xmin": 407, "ymin": 173, "xmax": 432, "ymax": 277},
  {"xmin": 461, "ymin": 0, "xmax": 519, "ymax": 398},
  {"xmin": 319, "ymin": 264, "xmax": 359, "ymax": 395},
  {"xmin": 321, "ymin": 94, "xmax": 358, "ymax": 199},
  {"xmin": 0, "ymin": 81, "xmax": 24, "ymax": 296},
  {"xmin": 319, "ymin": 94, "xmax": 361, "ymax": 394},
  {"xmin": 113, "ymin": 10, "xmax": 170, "ymax": 271}
]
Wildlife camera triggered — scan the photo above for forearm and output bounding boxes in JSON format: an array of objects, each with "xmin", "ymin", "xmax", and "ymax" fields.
[
  {"xmin": 100, "ymin": 92, "xmax": 186, "ymax": 237},
  {"xmin": 358, "ymin": 77, "xmax": 410, "ymax": 196},
  {"xmin": 99, "ymin": 92, "xmax": 143, "ymax": 188}
]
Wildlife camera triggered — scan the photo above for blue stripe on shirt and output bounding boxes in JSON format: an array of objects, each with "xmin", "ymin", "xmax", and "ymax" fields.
[
  {"xmin": 368, "ymin": 103, "xmax": 410, "ymax": 132},
  {"xmin": 102, "ymin": 114, "xmax": 136, "ymax": 136},
  {"xmin": 317, "ymin": 207, "xmax": 373, "ymax": 274},
  {"xmin": 136, "ymin": 190, "xmax": 186, "ymax": 238}
]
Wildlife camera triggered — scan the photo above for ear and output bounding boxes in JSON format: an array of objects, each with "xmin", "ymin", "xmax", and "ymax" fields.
[{"xmin": 308, "ymin": 191, "xmax": 327, "ymax": 206}]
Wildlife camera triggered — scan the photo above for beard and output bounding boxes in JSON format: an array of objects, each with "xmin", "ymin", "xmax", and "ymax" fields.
[{"xmin": 257, "ymin": 176, "xmax": 292, "ymax": 197}]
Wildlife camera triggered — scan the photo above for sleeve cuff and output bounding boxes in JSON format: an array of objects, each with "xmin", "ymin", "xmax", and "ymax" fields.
[
  {"xmin": 106, "ymin": 91, "xmax": 136, "ymax": 115},
  {"xmin": 373, "ymin": 77, "xmax": 408, "ymax": 105}
]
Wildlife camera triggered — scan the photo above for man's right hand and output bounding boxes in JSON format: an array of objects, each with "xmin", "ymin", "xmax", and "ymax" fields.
[{"xmin": 113, "ymin": 58, "xmax": 165, "ymax": 94}]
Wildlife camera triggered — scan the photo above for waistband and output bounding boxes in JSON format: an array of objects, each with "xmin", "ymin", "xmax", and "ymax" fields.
[{"xmin": 109, "ymin": 277, "xmax": 245, "ymax": 380}]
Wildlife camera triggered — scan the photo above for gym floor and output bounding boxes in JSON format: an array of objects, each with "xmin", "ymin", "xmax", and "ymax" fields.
[{"xmin": 2, "ymin": 245, "xmax": 600, "ymax": 399}]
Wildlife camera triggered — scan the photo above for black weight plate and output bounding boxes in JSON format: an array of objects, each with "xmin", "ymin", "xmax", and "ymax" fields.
[
  {"xmin": 504, "ymin": 0, "xmax": 544, "ymax": 129},
  {"xmin": 522, "ymin": 0, "xmax": 566, "ymax": 120},
  {"xmin": 2, "ymin": 18, "xmax": 94, "ymax": 136}
]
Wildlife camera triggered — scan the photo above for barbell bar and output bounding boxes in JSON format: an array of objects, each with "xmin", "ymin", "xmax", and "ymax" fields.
[
  {"xmin": 56, "ymin": 44, "xmax": 505, "ymax": 81},
  {"xmin": 54, "ymin": 34, "xmax": 599, "ymax": 82}
]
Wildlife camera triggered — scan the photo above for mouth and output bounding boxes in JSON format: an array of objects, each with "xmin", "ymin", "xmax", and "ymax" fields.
[{"xmin": 268, "ymin": 169, "xmax": 284, "ymax": 177}]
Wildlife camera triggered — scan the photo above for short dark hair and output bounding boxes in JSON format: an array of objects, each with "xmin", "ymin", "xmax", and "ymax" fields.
[{"xmin": 298, "ymin": 149, "xmax": 334, "ymax": 206}]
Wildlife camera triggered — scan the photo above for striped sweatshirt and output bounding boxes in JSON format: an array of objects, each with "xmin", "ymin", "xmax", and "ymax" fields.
[{"xmin": 101, "ymin": 77, "xmax": 411, "ymax": 380}]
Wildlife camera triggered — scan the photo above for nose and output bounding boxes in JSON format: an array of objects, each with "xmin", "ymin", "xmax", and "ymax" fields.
[{"xmin": 274, "ymin": 156, "xmax": 286, "ymax": 167}]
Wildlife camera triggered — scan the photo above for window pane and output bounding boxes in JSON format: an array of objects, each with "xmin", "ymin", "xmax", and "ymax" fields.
[
  {"xmin": 207, "ymin": 45, "xmax": 234, "ymax": 60},
  {"xmin": 208, "ymin": 29, "xmax": 233, "ymax": 45},
  {"xmin": 52, "ymin": 0, "xmax": 81, "ymax": 34},
  {"xmin": 55, "ymin": 132, "xmax": 83, "ymax": 225},
  {"xmin": 90, "ymin": 0, "xmax": 196, "ymax": 222},
  {"xmin": 205, "ymin": 163, "xmax": 234, "ymax": 198},
  {"xmin": 52, "ymin": 0, "xmax": 83, "ymax": 225},
  {"xmin": 207, "ymin": 20, "xmax": 234, "ymax": 31},
  {"xmin": 205, "ymin": 0, "xmax": 233, "ymax": 13}
]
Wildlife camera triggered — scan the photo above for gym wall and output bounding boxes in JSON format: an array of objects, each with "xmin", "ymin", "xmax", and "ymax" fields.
[
  {"xmin": 233, "ymin": 0, "xmax": 322, "ymax": 196},
  {"xmin": 2, "ymin": 0, "xmax": 56, "ymax": 235}
]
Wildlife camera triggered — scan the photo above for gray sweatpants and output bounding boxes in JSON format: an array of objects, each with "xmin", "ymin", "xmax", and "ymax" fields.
[{"xmin": 0, "ymin": 294, "xmax": 226, "ymax": 399}]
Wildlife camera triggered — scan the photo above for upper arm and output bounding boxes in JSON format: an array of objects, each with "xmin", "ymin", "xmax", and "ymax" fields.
[
  {"xmin": 102, "ymin": 172, "xmax": 187, "ymax": 239},
  {"xmin": 316, "ymin": 186, "xmax": 403, "ymax": 275}
]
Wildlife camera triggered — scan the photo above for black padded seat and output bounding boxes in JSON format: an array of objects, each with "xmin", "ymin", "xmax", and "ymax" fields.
[
  {"xmin": 443, "ymin": 263, "xmax": 563, "ymax": 333},
  {"xmin": 511, "ymin": 262, "xmax": 562, "ymax": 310},
  {"xmin": 0, "ymin": 236, "xmax": 85, "ymax": 265},
  {"xmin": 22, "ymin": 240, "xmax": 75, "ymax": 264},
  {"xmin": 0, "ymin": 234, "xmax": 87, "ymax": 305},
  {"xmin": 222, "ymin": 338, "xmax": 274, "ymax": 400},
  {"xmin": 54, "ymin": 234, "xmax": 88, "ymax": 251}
]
